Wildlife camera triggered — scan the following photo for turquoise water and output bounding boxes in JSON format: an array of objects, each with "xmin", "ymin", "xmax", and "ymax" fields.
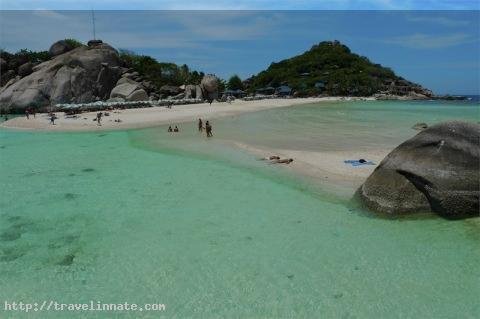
[{"xmin": 0, "ymin": 101, "xmax": 479, "ymax": 318}]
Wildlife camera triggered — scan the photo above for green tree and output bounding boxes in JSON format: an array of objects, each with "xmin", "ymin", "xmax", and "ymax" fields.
[{"xmin": 227, "ymin": 74, "xmax": 243, "ymax": 90}]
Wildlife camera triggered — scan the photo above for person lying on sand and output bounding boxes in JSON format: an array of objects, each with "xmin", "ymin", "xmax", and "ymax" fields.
[
  {"xmin": 260, "ymin": 156, "xmax": 281, "ymax": 161},
  {"xmin": 271, "ymin": 158, "xmax": 294, "ymax": 164}
]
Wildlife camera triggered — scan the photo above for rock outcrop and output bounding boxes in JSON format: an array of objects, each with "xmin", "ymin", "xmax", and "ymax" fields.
[
  {"xmin": 357, "ymin": 121, "xmax": 480, "ymax": 219},
  {"xmin": 0, "ymin": 41, "xmax": 121, "ymax": 112},
  {"xmin": 159, "ymin": 85, "xmax": 182, "ymax": 96},
  {"xmin": 200, "ymin": 75, "xmax": 219, "ymax": 101},
  {"xmin": 49, "ymin": 40, "xmax": 75, "ymax": 57},
  {"xmin": 18, "ymin": 62, "xmax": 33, "ymax": 77},
  {"xmin": 96, "ymin": 64, "xmax": 122, "ymax": 100},
  {"xmin": 0, "ymin": 58, "xmax": 7, "ymax": 72}
]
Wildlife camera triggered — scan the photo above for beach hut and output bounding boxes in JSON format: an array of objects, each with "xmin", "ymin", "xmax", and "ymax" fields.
[
  {"xmin": 224, "ymin": 89, "xmax": 246, "ymax": 98},
  {"xmin": 275, "ymin": 85, "xmax": 292, "ymax": 96},
  {"xmin": 256, "ymin": 87, "xmax": 275, "ymax": 95},
  {"xmin": 315, "ymin": 81, "xmax": 325, "ymax": 90}
]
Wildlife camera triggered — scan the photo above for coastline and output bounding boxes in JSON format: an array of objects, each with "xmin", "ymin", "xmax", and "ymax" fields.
[{"xmin": 0, "ymin": 97, "xmax": 356, "ymax": 132}]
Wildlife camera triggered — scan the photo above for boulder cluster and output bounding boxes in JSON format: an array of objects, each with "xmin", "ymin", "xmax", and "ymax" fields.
[{"xmin": 0, "ymin": 40, "xmax": 220, "ymax": 112}]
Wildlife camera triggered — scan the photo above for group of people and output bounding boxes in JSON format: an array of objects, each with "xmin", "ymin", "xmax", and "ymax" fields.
[
  {"xmin": 261, "ymin": 155, "xmax": 294, "ymax": 164},
  {"xmin": 166, "ymin": 119, "xmax": 213, "ymax": 137},
  {"xmin": 198, "ymin": 119, "xmax": 213, "ymax": 137},
  {"xmin": 167, "ymin": 125, "xmax": 180, "ymax": 132},
  {"xmin": 24, "ymin": 108, "xmax": 36, "ymax": 119}
]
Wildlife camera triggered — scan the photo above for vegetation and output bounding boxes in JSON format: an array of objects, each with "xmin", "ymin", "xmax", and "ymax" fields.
[
  {"xmin": 119, "ymin": 50, "xmax": 205, "ymax": 88},
  {"xmin": 247, "ymin": 40, "xmax": 404, "ymax": 96},
  {"xmin": 0, "ymin": 48, "xmax": 50, "ymax": 70},
  {"xmin": 64, "ymin": 38, "xmax": 84, "ymax": 49},
  {"xmin": 227, "ymin": 74, "xmax": 244, "ymax": 90}
]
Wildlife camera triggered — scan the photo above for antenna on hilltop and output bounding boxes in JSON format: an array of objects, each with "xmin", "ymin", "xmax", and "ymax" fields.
[{"xmin": 91, "ymin": 9, "xmax": 96, "ymax": 40}]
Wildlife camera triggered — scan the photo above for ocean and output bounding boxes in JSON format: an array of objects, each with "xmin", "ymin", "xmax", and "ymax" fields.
[{"xmin": 0, "ymin": 100, "xmax": 479, "ymax": 318}]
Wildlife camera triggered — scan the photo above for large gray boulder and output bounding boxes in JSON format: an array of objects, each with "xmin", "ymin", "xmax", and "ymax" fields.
[
  {"xmin": 18, "ymin": 62, "xmax": 33, "ymax": 77},
  {"xmin": 357, "ymin": 121, "xmax": 480, "ymax": 219},
  {"xmin": 184, "ymin": 84, "xmax": 203, "ymax": 99},
  {"xmin": 200, "ymin": 75, "xmax": 219, "ymax": 100},
  {"xmin": 49, "ymin": 40, "xmax": 74, "ymax": 57},
  {"xmin": 159, "ymin": 85, "xmax": 182, "ymax": 96},
  {"xmin": 126, "ymin": 89, "xmax": 148, "ymax": 101},
  {"xmin": 0, "ymin": 42, "xmax": 121, "ymax": 112},
  {"xmin": 116, "ymin": 77, "xmax": 137, "ymax": 86},
  {"xmin": 96, "ymin": 65, "xmax": 122, "ymax": 100},
  {"xmin": 110, "ymin": 82, "xmax": 140, "ymax": 99}
]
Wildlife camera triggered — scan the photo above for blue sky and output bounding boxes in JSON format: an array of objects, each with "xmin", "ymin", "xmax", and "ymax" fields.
[
  {"xmin": 0, "ymin": 1, "xmax": 479, "ymax": 10},
  {"xmin": 0, "ymin": 9, "xmax": 479, "ymax": 94}
]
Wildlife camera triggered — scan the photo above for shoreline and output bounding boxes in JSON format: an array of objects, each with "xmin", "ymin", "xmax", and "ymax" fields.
[{"xmin": 1, "ymin": 97, "xmax": 355, "ymax": 132}]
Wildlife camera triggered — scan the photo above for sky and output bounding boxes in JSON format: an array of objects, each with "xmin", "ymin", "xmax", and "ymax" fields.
[{"xmin": 0, "ymin": 3, "xmax": 479, "ymax": 94}]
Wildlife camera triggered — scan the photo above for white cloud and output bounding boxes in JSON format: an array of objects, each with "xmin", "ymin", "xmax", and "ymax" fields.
[
  {"xmin": 386, "ymin": 33, "xmax": 476, "ymax": 49},
  {"xmin": 406, "ymin": 16, "xmax": 471, "ymax": 27}
]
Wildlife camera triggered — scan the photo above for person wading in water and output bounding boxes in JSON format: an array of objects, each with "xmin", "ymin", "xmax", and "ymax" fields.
[{"xmin": 198, "ymin": 119, "xmax": 203, "ymax": 132}]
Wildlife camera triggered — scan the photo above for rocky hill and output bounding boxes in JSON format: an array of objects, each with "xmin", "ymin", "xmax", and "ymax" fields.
[
  {"xmin": 0, "ymin": 40, "xmax": 219, "ymax": 113},
  {"xmin": 246, "ymin": 40, "xmax": 433, "ymax": 98}
]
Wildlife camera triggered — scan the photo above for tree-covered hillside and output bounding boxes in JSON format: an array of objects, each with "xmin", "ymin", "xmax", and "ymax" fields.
[
  {"xmin": 118, "ymin": 50, "xmax": 205, "ymax": 88},
  {"xmin": 247, "ymin": 40, "xmax": 429, "ymax": 96}
]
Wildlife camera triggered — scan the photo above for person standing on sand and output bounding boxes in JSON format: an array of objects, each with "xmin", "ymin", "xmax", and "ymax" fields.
[
  {"xmin": 198, "ymin": 119, "xmax": 203, "ymax": 132},
  {"xmin": 25, "ymin": 109, "xmax": 29, "ymax": 119},
  {"xmin": 96, "ymin": 112, "xmax": 102, "ymax": 126},
  {"xmin": 205, "ymin": 121, "xmax": 213, "ymax": 137},
  {"xmin": 50, "ymin": 113, "xmax": 56, "ymax": 125}
]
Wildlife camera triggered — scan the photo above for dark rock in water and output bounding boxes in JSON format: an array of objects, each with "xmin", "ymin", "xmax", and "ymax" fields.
[
  {"xmin": 0, "ymin": 229, "xmax": 22, "ymax": 241},
  {"xmin": 64, "ymin": 193, "xmax": 78, "ymax": 200},
  {"xmin": 57, "ymin": 254, "xmax": 75, "ymax": 266},
  {"xmin": 81, "ymin": 168, "xmax": 95, "ymax": 172},
  {"xmin": 357, "ymin": 121, "xmax": 480, "ymax": 219},
  {"xmin": 412, "ymin": 122, "xmax": 428, "ymax": 130},
  {"xmin": 0, "ymin": 248, "xmax": 25, "ymax": 262}
]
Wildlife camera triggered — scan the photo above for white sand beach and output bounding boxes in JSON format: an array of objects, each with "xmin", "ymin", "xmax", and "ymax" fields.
[
  {"xmin": 231, "ymin": 141, "xmax": 388, "ymax": 196},
  {"xmin": 1, "ymin": 97, "xmax": 345, "ymax": 132}
]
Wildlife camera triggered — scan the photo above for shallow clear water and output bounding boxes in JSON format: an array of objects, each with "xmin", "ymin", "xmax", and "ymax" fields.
[{"xmin": 0, "ymin": 101, "xmax": 479, "ymax": 318}]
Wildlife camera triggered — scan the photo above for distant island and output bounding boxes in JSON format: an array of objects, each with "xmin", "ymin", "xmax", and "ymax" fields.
[
  {"xmin": 0, "ymin": 39, "xmax": 465, "ymax": 113},
  {"xmin": 245, "ymin": 40, "xmax": 433, "ymax": 98}
]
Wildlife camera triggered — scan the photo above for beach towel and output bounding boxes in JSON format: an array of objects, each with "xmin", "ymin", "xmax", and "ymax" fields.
[{"xmin": 344, "ymin": 160, "xmax": 376, "ymax": 167}]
